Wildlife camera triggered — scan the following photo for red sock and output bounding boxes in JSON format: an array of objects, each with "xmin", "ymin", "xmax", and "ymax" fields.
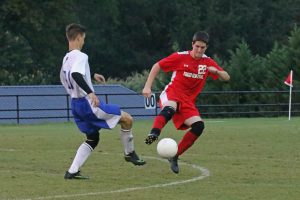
[
  {"xmin": 177, "ymin": 131, "xmax": 199, "ymax": 156},
  {"xmin": 152, "ymin": 115, "xmax": 167, "ymax": 130}
]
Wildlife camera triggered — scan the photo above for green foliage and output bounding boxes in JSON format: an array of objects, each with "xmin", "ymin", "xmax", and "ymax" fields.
[
  {"xmin": 106, "ymin": 70, "xmax": 149, "ymax": 93},
  {"xmin": 226, "ymin": 41, "xmax": 267, "ymax": 91},
  {"xmin": 1, "ymin": 0, "xmax": 77, "ymax": 85},
  {"xmin": 264, "ymin": 42, "xmax": 289, "ymax": 90},
  {"xmin": 286, "ymin": 26, "xmax": 300, "ymax": 72},
  {"xmin": 106, "ymin": 70, "xmax": 168, "ymax": 92},
  {"xmin": 0, "ymin": 27, "xmax": 49, "ymax": 85},
  {"xmin": 1, "ymin": 0, "xmax": 300, "ymax": 87},
  {"xmin": 262, "ymin": 26, "xmax": 300, "ymax": 90},
  {"xmin": 0, "ymin": 30, "xmax": 33, "ymax": 85}
]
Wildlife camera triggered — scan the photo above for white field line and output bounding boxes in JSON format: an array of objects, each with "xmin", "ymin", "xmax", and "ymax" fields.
[
  {"xmin": 15, "ymin": 156, "xmax": 210, "ymax": 200},
  {"xmin": 205, "ymin": 120, "xmax": 225, "ymax": 123},
  {"xmin": 0, "ymin": 148, "xmax": 17, "ymax": 152}
]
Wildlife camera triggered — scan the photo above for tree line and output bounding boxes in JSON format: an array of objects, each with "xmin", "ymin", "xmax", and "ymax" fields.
[{"xmin": 1, "ymin": 0, "xmax": 299, "ymax": 92}]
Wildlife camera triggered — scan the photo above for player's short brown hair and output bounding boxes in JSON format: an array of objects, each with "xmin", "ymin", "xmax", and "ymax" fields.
[
  {"xmin": 192, "ymin": 31, "xmax": 209, "ymax": 44},
  {"xmin": 65, "ymin": 23, "xmax": 86, "ymax": 41}
]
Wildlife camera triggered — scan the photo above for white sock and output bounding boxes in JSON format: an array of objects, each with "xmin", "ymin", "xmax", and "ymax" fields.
[
  {"xmin": 120, "ymin": 129, "xmax": 134, "ymax": 155},
  {"xmin": 68, "ymin": 142, "xmax": 93, "ymax": 174}
]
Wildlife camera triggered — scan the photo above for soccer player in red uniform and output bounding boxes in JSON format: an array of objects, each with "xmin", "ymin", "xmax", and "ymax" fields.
[{"xmin": 142, "ymin": 31, "xmax": 230, "ymax": 173}]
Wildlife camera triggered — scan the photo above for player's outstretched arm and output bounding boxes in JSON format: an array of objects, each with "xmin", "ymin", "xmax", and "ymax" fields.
[
  {"xmin": 217, "ymin": 71, "xmax": 230, "ymax": 81},
  {"xmin": 208, "ymin": 66, "xmax": 230, "ymax": 81},
  {"xmin": 142, "ymin": 63, "xmax": 161, "ymax": 98}
]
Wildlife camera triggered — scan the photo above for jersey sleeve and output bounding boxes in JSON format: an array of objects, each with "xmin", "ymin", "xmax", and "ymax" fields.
[
  {"xmin": 208, "ymin": 58, "xmax": 224, "ymax": 80},
  {"xmin": 71, "ymin": 53, "xmax": 88, "ymax": 75},
  {"xmin": 158, "ymin": 52, "xmax": 182, "ymax": 72}
]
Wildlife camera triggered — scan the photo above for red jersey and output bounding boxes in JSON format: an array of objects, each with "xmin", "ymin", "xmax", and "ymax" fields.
[{"xmin": 158, "ymin": 51, "xmax": 224, "ymax": 102}]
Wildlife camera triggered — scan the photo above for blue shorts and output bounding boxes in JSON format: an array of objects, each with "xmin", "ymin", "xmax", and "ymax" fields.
[{"xmin": 71, "ymin": 97, "xmax": 121, "ymax": 135}]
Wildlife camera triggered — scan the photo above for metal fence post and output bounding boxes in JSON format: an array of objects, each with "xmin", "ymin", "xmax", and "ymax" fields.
[
  {"xmin": 66, "ymin": 95, "xmax": 70, "ymax": 122},
  {"xmin": 16, "ymin": 95, "xmax": 20, "ymax": 124},
  {"xmin": 105, "ymin": 94, "xmax": 108, "ymax": 104}
]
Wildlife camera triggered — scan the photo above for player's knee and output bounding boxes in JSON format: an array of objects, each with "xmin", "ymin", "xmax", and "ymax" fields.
[
  {"xmin": 190, "ymin": 121, "xmax": 205, "ymax": 137},
  {"xmin": 126, "ymin": 113, "xmax": 133, "ymax": 125},
  {"xmin": 86, "ymin": 132, "xmax": 100, "ymax": 149},
  {"xmin": 120, "ymin": 111, "xmax": 133, "ymax": 129},
  {"xmin": 159, "ymin": 106, "xmax": 176, "ymax": 121}
]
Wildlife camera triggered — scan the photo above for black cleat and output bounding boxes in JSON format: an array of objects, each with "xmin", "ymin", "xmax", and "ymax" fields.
[
  {"xmin": 145, "ymin": 132, "xmax": 160, "ymax": 145},
  {"xmin": 168, "ymin": 156, "xmax": 179, "ymax": 174},
  {"xmin": 64, "ymin": 171, "xmax": 89, "ymax": 180},
  {"xmin": 124, "ymin": 151, "xmax": 146, "ymax": 166}
]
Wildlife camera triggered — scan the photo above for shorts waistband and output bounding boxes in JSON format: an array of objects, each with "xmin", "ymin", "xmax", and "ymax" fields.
[{"xmin": 72, "ymin": 97, "xmax": 86, "ymax": 101}]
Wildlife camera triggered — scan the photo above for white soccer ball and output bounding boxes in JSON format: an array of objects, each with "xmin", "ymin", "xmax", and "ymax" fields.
[{"xmin": 157, "ymin": 138, "xmax": 178, "ymax": 158}]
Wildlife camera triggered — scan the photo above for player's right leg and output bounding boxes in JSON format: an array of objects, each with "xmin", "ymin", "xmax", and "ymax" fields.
[
  {"xmin": 145, "ymin": 100, "xmax": 177, "ymax": 145},
  {"xmin": 75, "ymin": 98, "xmax": 145, "ymax": 166},
  {"xmin": 65, "ymin": 97, "xmax": 101, "ymax": 180}
]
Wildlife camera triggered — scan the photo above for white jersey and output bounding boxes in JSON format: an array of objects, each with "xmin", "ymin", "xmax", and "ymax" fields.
[{"xmin": 60, "ymin": 50, "xmax": 94, "ymax": 98}]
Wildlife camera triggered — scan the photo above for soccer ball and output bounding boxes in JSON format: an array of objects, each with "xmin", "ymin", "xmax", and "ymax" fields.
[{"xmin": 157, "ymin": 138, "xmax": 178, "ymax": 158}]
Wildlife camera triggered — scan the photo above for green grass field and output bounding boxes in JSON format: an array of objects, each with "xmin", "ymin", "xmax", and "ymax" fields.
[{"xmin": 0, "ymin": 117, "xmax": 300, "ymax": 200}]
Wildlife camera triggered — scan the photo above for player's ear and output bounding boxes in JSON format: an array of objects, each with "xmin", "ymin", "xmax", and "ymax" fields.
[
  {"xmin": 75, "ymin": 34, "xmax": 81, "ymax": 42},
  {"xmin": 77, "ymin": 35, "xmax": 81, "ymax": 41}
]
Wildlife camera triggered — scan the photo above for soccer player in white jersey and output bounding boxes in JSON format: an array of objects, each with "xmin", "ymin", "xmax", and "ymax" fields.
[{"xmin": 60, "ymin": 23, "xmax": 145, "ymax": 179}]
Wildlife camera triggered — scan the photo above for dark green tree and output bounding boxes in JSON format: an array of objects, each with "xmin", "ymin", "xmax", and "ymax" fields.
[
  {"xmin": 75, "ymin": 0, "xmax": 176, "ymax": 78},
  {"xmin": 1, "ymin": 0, "xmax": 77, "ymax": 84},
  {"xmin": 286, "ymin": 26, "xmax": 300, "ymax": 75},
  {"xmin": 225, "ymin": 42, "xmax": 265, "ymax": 91},
  {"xmin": 1, "ymin": 0, "xmax": 300, "ymax": 85}
]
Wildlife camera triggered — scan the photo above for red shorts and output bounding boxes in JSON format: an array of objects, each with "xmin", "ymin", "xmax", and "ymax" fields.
[{"xmin": 159, "ymin": 90, "xmax": 200, "ymax": 130}]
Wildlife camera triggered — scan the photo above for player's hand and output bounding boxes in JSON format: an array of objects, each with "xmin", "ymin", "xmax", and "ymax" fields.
[
  {"xmin": 94, "ymin": 73, "xmax": 106, "ymax": 84},
  {"xmin": 88, "ymin": 93, "xmax": 100, "ymax": 107},
  {"xmin": 142, "ymin": 87, "xmax": 152, "ymax": 98},
  {"xmin": 208, "ymin": 66, "xmax": 218, "ymax": 74}
]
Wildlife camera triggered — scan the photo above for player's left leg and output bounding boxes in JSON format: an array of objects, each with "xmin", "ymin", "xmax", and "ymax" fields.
[
  {"xmin": 119, "ymin": 111, "xmax": 146, "ymax": 166},
  {"xmin": 169, "ymin": 115, "xmax": 204, "ymax": 174},
  {"xmin": 64, "ymin": 131, "xmax": 100, "ymax": 179},
  {"xmin": 177, "ymin": 120, "xmax": 204, "ymax": 156}
]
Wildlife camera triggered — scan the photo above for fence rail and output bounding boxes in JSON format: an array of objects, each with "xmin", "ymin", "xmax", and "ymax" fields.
[{"xmin": 0, "ymin": 90, "xmax": 299, "ymax": 124}]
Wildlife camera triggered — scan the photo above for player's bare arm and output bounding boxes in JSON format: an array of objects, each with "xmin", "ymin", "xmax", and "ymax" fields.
[
  {"xmin": 143, "ymin": 63, "xmax": 161, "ymax": 98},
  {"xmin": 208, "ymin": 66, "xmax": 230, "ymax": 81},
  {"xmin": 94, "ymin": 73, "xmax": 106, "ymax": 84}
]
